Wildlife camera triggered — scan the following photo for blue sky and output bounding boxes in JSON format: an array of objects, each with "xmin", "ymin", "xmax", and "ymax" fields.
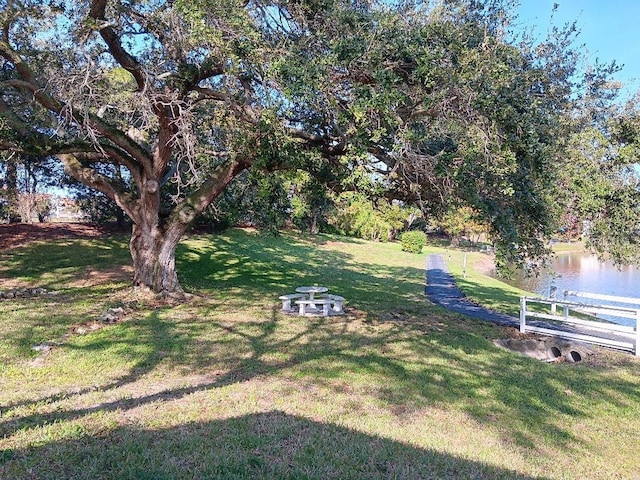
[{"xmin": 516, "ymin": 1, "xmax": 640, "ymax": 96}]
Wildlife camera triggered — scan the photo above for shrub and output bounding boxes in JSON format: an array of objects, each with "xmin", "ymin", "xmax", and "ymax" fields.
[{"xmin": 401, "ymin": 230, "xmax": 426, "ymax": 253}]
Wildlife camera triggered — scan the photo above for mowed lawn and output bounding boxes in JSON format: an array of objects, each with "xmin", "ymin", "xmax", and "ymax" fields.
[{"xmin": 0, "ymin": 228, "xmax": 639, "ymax": 479}]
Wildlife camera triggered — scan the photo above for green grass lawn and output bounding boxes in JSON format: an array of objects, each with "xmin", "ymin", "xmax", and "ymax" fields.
[{"xmin": 0, "ymin": 228, "xmax": 639, "ymax": 479}]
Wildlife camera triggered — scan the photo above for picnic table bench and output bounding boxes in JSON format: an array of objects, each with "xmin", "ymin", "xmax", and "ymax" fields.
[{"xmin": 295, "ymin": 294, "xmax": 345, "ymax": 316}]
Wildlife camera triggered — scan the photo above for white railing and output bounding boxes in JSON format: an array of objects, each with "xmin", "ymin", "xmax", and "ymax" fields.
[{"xmin": 519, "ymin": 291, "xmax": 640, "ymax": 356}]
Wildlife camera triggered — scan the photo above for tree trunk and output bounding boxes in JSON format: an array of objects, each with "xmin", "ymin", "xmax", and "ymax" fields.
[
  {"xmin": 5, "ymin": 161, "xmax": 19, "ymax": 223},
  {"xmin": 130, "ymin": 222, "xmax": 184, "ymax": 295},
  {"xmin": 128, "ymin": 173, "xmax": 188, "ymax": 295},
  {"xmin": 310, "ymin": 212, "xmax": 318, "ymax": 236}
]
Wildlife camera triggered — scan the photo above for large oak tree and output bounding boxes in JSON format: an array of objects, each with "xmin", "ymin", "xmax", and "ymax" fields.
[{"xmin": 1, "ymin": 0, "xmax": 623, "ymax": 293}]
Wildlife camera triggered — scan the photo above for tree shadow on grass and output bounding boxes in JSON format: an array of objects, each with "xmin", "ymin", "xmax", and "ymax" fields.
[
  {"xmin": 0, "ymin": 237, "xmax": 131, "ymax": 290},
  {"xmin": 2, "ymin": 304, "xmax": 640, "ymax": 460},
  {"xmin": 0, "ymin": 410, "xmax": 551, "ymax": 480},
  {"xmin": 176, "ymin": 230, "xmax": 355, "ymax": 292},
  {"xmin": 2, "ymin": 229, "xmax": 640, "ymax": 467},
  {"xmin": 0, "ymin": 311, "xmax": 188, "ymax": 411}
]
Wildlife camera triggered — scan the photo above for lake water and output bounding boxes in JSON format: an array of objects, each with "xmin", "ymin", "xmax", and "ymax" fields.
[{"xmin": 493, "ymin": 253, "xmax": 640, "ymax": 327}]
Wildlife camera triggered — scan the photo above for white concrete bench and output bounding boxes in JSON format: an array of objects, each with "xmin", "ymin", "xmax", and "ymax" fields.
[
  {"xmin": 317, "ymin": 294, "xmax": 345, "ymax": 314},
  {"xmin": 295, "ymin": 298, "xmax": 334, "ymax": 316},
  {"xmin": 279, "ymin": 293, "xmax": 306, "ymax": 311}
]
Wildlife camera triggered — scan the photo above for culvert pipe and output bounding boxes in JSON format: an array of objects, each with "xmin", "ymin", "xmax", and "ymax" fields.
[
  {"xmin": 565, "ymin": 350, "xmax": 582, "ymax": 363},
  {"xmin": 549, "ymin": 346, "xmax": 562, "ymax": 359}
]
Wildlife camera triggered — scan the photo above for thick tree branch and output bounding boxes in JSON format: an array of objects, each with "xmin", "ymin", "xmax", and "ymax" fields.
[
  {"xmin": 89, "ymin": 0, "xmax": 147, "ymax": 91},
  {"xmin": 0, "ymin": 51, "xmax": 152, "ymax": 173},
  {"xmin": 167, "ymin": 159, "xmax": 249, "ymax": 228},
  {"xmin": 58, "ymin": 153, "xmax": 137, "ymax": 220},
  {"xmin": 0, "ymin": 51, "xmax": 66, "ymax": 114},
  {"xmin": 0, "ymin": 96, "xmax": 144, "ymax": 187},
  {"xmin": 289, "ymin": 129, "xmax": 347, "ymax": 156},
  {"xmin": 0, "ymin": 95, "xmax": 143, "ymax": 178},
  {"xmin": 178, "ymin": 60, "xmax": 226, "ymax": 94}
]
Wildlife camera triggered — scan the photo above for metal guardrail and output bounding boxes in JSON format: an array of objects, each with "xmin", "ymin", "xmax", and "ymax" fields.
[{"xmin": 519, "ymin": 291, "xmax": 640, "ymax": 356}]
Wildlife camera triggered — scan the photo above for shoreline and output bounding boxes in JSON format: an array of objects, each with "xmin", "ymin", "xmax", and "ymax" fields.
[
  {"xmin": 471, "ymin": 240, "xmax": 589, "ymax": 277},
  {"xmin": 472, "ymin": 254, "xmax": 496, "ymax": 276}
]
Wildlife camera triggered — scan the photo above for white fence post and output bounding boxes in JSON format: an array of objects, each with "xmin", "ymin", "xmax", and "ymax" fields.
[
  {"xmin": 550, "ymin": 286, "xmax": 557, "ymax": 315},
  {"xmin": 463, "ymin": 253, "xmax": 467, "ymax": 279},
  {"xmin": 519, "ymin": 297, "xmax": 527, "ymax": 333},
  {"xmin": 636, "ymin": 309, "xmax": 640, "ymax": 357}
]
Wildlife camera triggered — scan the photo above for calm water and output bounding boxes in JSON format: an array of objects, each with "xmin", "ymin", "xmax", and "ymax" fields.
[{"xmin": 494, "ymin": 253, "xmax": 640, "ymax": 326}]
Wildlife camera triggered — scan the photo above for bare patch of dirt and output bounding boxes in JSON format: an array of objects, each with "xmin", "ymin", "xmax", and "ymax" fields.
[
  {"xmin": 0, "ymin": 223, "xmax": 131, "ymax": 290},
  {"xmin": 67, "ymin": 265, "xmax": 135, "ymax": 288},
  {"xmin": 0, "ymin": 222, "xmax": 123, "ymax": 251},
  {"xmin": 0, "ymin": 276, "xmax": 32, "ymax": 290}
]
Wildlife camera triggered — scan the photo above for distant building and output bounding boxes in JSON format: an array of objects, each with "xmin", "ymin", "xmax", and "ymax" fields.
[{"xmin": 48, "ymin": 195, "xmax": 87, "ymax": 222}]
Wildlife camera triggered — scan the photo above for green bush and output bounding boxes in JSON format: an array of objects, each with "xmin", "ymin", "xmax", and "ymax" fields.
[{"xmin": 401, "ymin": 230, "xmax": 426, "ymax": 253}]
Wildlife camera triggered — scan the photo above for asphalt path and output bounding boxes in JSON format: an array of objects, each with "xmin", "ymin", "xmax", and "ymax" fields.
[{"xmin": 425, "ymin": 254, "xmax": 518, "ymax": 327}]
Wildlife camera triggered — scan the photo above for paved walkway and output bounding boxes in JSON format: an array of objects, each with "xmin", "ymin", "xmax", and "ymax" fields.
[{"xmin": 425, "ymin": 254, "xmax": 518, "ymax": 327}]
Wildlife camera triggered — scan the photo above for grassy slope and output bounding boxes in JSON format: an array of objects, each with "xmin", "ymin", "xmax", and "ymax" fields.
[{"xmin": 0, "ymin": 229, "xmax": 638, "ymax": 479}]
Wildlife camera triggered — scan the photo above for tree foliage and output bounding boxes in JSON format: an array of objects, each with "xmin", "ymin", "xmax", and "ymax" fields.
[
  {"xmin": 558, "ymin": 94, "xmax": 640, "ymax": 265},
  {"xmin": 439, "ymin": 206, "xmax": 488, "ymax": 246}
]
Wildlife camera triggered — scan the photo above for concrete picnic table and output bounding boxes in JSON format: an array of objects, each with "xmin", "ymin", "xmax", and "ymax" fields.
[{"xmin": 279, "ymin": 286, "xmax": 344, "ymax": 316}]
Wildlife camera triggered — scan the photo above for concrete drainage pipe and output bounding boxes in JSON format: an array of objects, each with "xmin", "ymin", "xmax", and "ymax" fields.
[
  {"xmin": 494, "ymin": 338, "xmax": 590, "ymax": 363},
  {"xmin": 549, "ymin": 346, "xmax": 562, "ymax": 359},
  {"xmin": 565, "ymin": 350, "xmax": 582, "ymax": 363}
]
